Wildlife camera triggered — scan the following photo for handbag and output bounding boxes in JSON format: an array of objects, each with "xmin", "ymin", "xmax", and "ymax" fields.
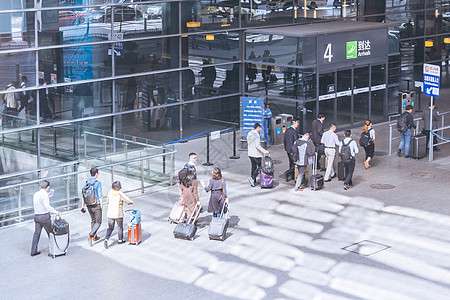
[
  {"xmin": 177, "ymin": 191, "xmax": 184, "ymax": 206},
  {"xmin": 53, "ymin": 216, "xmax": 69, "ymax": 235}
]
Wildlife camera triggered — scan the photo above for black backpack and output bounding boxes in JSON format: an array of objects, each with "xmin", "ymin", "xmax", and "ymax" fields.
[
  {"xmin": 396, "ymin": 113, "xmax": 408, "ymax": 133},
  {"xmin": 261, "ymin": 156, "xmax": 274, "ymax": 174},
  {"xmin": 81, "ymin": 180, "xmax": 97, "ymax": 205},
  {"xmin": 340, "ymin": 140, "xmax": 354, "ymax": 163},
  {"xmin": 359, "ymin": 129, "xmax": 372, "ymax": 147}
]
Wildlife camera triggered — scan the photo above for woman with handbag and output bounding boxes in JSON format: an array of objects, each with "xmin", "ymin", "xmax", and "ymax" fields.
[
  {"xmin": 360, "ymin": 119, "xmax": 375, "ymax": 169},
  {"xmin": 104, "ymin": 181, "xmax": 134, "ymax": 249},
  {"xmin": 201, "ymin": 167, "xmax": 228, "ymax": 218},
  {"xmin": 179, "ymin": 167, "xmax": 200, "ymax": 220}
]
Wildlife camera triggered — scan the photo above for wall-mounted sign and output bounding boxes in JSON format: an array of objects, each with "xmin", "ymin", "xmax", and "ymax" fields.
[{"xmin": 241, "ymin": 97, "xmax": 264, "ymax": 138}]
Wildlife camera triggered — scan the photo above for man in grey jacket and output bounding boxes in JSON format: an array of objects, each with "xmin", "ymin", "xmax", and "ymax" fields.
[
  {"xmin": 294, "ymin": 132, "xmax": 315, "ymax": 191},
  {"xmin": 247, "ymin": 123, "xmax": 269, "ymax": 187},
  {"xmin": 422, "ymin": 102, "xmax": 440, "ymax": 152}
]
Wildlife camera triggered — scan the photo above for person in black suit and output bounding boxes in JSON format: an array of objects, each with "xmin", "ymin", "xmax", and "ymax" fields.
[
  {"xmin": 283, "ymin": 118, "xmax": 299, "ymax": 182},
  {"xmin": 311, "ymin": 114, "xmax": 325, "ymax": 170}
]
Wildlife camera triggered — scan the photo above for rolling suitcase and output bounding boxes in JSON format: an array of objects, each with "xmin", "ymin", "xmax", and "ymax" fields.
[
  {"xmin": 337, "ymin": 161, "xmax": 346, "ymax": 181},
  {"xmin": 411, "ymin": 134, "xmax": 427, "ymax": 159},
  {"xmin": 173, "ymin": 204, "xmax": 201, "ymax": 241},
  {"xmin": 126, "ymin": 209, "xmax": 142, "ymax": 245},
  {"xmin": 169, "ymin": 201, "xmax": 185, "ymax": 224},
  {"xmin": 310, "ymin": 153, "xmax": 324, "ymax": 191},
  {"xmin": 49, "ymin": 216, "xmax": 69, "ymax": 258},
  {"xmin": 208, "ymin": 203, "xmax": 229, "ymax": 241}
]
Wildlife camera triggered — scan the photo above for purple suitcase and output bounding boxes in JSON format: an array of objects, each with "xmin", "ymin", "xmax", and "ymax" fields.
[{"xmin": 260, "ymin": 170, "xmax": 274, "ymax": 188}]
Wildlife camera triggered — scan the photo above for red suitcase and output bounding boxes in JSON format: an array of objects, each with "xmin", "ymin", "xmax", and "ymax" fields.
[{"xmin": 128, "ymin": 223, "xmax": 142, "ymax": 245}]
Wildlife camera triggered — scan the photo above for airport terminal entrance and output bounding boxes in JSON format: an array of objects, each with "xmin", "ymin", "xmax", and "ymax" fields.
[{"xmin": 245, "ymin": 21, "xmax": 392, "ymax": 131}]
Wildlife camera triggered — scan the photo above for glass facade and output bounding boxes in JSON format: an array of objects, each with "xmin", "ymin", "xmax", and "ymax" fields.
[{"xmin": 0, "ymin": 0, "xmax": 449, "ymax": 170}]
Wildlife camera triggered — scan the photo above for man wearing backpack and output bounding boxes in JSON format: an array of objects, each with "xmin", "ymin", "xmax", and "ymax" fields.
[
  {"xmin": 293, "ymin": 132, "xmax": 315, "ymax": 191},
  {"xmin": 339, "ymin": 130, "xmax": 359, "ymax": 190},
  {"xmin": 82, "ymin": 167, "xmax": 103, "ymax": 246},
  {"xmin": 247, "ymin": 123, "xmax": 269, "ymax": 187},
  {"xmin": 397, "ymin": 105, "xmax": 416, "ymax": 158}
]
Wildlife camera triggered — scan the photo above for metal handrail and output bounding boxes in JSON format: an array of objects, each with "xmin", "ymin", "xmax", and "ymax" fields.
[
  {"xmin": 0, "ymin": 150, "xmax": 175, "ymax": 192},
  {"xmin": 0, "ymin": 161, "xmax": 79, "ymax": 181},
  {"xmin": 84, "ymin": 131, "xmax": 167, "ymax": 151}
]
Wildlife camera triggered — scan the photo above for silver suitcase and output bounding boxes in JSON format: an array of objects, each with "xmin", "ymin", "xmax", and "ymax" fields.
[
  {"xmin": 208, "ymin": 203, "xmax": 229, "ymax": 241},
  {"xmin": 49, "ymin": 232, "xmax": 69, "ymax": 258},
  {"xmin": 411, "ymin": 134, "xmax": 426, "ymax": 159}
]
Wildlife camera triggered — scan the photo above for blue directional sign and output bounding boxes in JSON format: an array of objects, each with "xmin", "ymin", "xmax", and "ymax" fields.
[
  {"xmin": 423, "ymin": 63, "xmax": 440, "ymax": 97},
  {"xmin": 241, "ymin": 97, "xmax": 264, "ymax": 138}
]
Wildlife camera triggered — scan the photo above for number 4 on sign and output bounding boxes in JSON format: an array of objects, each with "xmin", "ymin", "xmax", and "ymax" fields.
[{"xmin": 324, "ymin": 43, "xmax": 333, "ymax": 63}]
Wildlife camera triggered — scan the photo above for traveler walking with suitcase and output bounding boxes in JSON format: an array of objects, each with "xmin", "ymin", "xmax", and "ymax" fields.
[
  {"xmin": 201, "ymin": 167, "xmax": 228, "ymax": 217},
  {"xmin": 321, "ymin": 123, "xmax": 340, "ymax": 182},
  {"xmin": 397, "ymin": 105, "xmax": 416, "ymax": 158},
  {"xmin": 104, "ymin": 181, "xmax": 134, "ymax": 249},
  {"xmin": 360, "ymin": 120, "xmax": 375, "ymax": 169},
  {"xmin": 179, "ymin": 167, "xmax": 200, "ymax": 220},
  {"xmin": 247, "ymin": 123, "xmax": 269, "ymax": 187},
  {"xmin": 81, "ymin": 167, "xmax": 104, "ymax": 247},
  {"xmin": 283, "ymin": 119, "xmax": 299, "ymax": 182},
  {"xmin": 31, "ymin": 180, "xmax": 60, "ymax": 257},
  {"xmin": 339, "ymin": 130, "xmax": 359, "ymax": 190},
  {"xmin": 292, "ymin": 132, "xmax": 315, "ymax": 191}
]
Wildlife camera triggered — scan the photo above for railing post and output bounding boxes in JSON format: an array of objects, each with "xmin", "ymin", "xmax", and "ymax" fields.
[
  {"xmin": 162, "ymin": 148, "xmax": 166, "ymax": 175},
  {"xmin": 53, "ymin": 127, "xmax": 57, "ymax": 155},
  {"xmin": 17, "ymin": 186, "xmax": 23, "ymax": 222},
  {"xmin": 140, "ymin": 160, "xmax": 145, "ymax": 194},
  {"xmin": 103, "ymin": 138, "xmax": 108, "ymax": 161},
  {"xmin": 84, "ymin": 132, "xmax": 87, "ymax": 164},
  {"xmin": 202, "ymin": 132, "xmax": 213, "ymax": 166},
  {"xmin": 229, "ymin": 126, "xmax": 240, "ymax": 159},
  {"xmin": 389, "ymin": 125, "xmax": 392, "ymax": 155},
  {"xmin": 65, "ymin": 175, "xmax": 70, "ymax": 210},
  {"xmin": 170, "ymin": 152, "xmax": 174, "ymax": 185},
  {"xmin": 111, "ymin": 165, "xmax": 114, "ymax": 183},
  {"xmin": 73, "ymin": 129, "xmax": 77, "ymax": 158},
  {"xmin": 123, "ymin": 142, "xmax": 128, "ymax": 173},
  {"xmin": 441, "ymin": 114, "xmax": 445, "ymax": 136}
]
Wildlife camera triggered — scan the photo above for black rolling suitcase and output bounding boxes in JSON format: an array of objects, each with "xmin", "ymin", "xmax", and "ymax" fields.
[
  {"xmin": 208, "ymin": 203, "xmax": 229, "ymax": 241},
  {"xmin": 337, "ymin": 161, "xmax": 346, "ymax": 181},
  {"xmin": 310, "ymin": 153, "xmax": 324, "ymax": 191},
  {"xmin": 173, "ymin": 204, "xmax": 201, "ymax": 241},
  {"xmin": 411, "ymin": 134, "xmax": 427, "ymax": 159}
]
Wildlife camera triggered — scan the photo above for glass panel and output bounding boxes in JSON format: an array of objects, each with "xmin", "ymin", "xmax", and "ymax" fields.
[
  {"xmin": 353, "ymin": 66, "xmax": 369, "ymax": 124},
  {"xmin": 183, "ymin": 32, "xmax": 239, "ymax": 65},
  {"xmin": 115, "ymin": 37, "xmax": 179, "ymax": 76},
  {"xmin": 0, "ymin": 50, "xmax": 36, "ymax": 94},
  {"xmin": 245, "ymin": 35, "xmax": 297, "ymax": 66},
  {"xmin": 0, "ymin": 10, "xmax": 36, "ymax": 48},
  {"xmin": 319, "ymin": 72, "xmax": 334, "ymax": 96},
  {"xmin": 371, "ymin": 64, "xmax": 386, "ymax": 123},
  {"xmin": 336, "ymin": 69, "xmax": 351, "ymax": 127}
]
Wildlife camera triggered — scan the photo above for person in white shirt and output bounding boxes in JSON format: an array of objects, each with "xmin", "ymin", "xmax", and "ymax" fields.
[
  {"xmin": 339, "ymin": 130, "xmax": 359, "ymax": 190},
  {"xmin": 31, "ymin": 180, "xmax": 60, "ymax": 257},
  {"xmin": 321, "ymin": 123, "xmax": 340, "ymax": 182},
  {"xmin": 247, "ymin": 123, "xmax": 269, "ymax": 187}
]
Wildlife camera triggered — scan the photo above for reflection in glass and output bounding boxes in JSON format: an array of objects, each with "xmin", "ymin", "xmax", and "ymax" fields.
[{"xmin": 353, "ymin": 66, "xmax": 369, "ymax": 124}]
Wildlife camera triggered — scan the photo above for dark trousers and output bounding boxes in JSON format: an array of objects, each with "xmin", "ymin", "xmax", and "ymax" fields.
[
  {"xmin": 31, "ymin": 213, "xmax": 52, "ymax": 255},
  {"xmin": 314, "ymin": 142, "xmax": 323, "ymax": 169},
  {"xmin": 249, "ymin": 156, "xmax": 262, "ymax": 181},
  {"xmin": 422, "ymin": 129, "xmax": 438, "ymax": 150},
  {"xmin": 87, "ymin": 205, "xmax": 102, "ymax": 237},
  {"xmin": 105, "ymin": 218, "xmax": 124, "ymax": 241},
  {"xmin": 343, "ymin": 158, "xmax": 356, "ymax": 186},
  {"xmin": 285, "ymin": 152, "xmax": 295, "ymax": 179}
]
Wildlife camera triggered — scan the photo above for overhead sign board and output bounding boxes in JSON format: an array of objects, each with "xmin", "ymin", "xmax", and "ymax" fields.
[
  {"xmin": 423, "ymin": 63, "xmax": 440, "ymax": 97},
  {"xmin": 318, "ymin": 29, "xmax": 387, "ymax": 66}
]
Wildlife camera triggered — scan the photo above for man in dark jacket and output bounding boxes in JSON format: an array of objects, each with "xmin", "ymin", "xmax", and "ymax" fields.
[
  {"xmin": 283, "ymin": 119, "xmax": 299, "ymax": 182},
  {"xmin": 422, "ymin": 102, "xmax": 440, "ymax": 152},
  {"xmin": 294, "ymin": 132, "xmax": 315, "ymax": 191},
  {"xmin": 311, "ymin": 114, "xmax": 325, "ymax": 169},
  {"xmin": 397, "ymin": 105, "xmax": 417, "ymax": 158}
]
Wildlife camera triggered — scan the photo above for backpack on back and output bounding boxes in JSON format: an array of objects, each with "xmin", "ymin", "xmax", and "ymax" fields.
[
  {"xmin": 82, "ymin": 180, "xmax": 97, "ymax": 205},
  {"xmin": 290, "ymin": 142, "xmax": 299, "ymax": 163},
  {"xmin": 340, "ymin": 140, "xmax": 353, "ymax": 163},
  {"xmin": 396, "ymin": 113, "xmax": 408, "ymax": 133},
  {"xmin": 359, "ymin": 129, "xmax": 372, "ymax": 147},
  {"xmin": 261, "ymin": 155, "xmax": 274, "ymax": 174}
]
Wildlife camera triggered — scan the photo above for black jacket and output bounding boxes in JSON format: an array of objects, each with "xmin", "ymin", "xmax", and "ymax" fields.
[
  {"xmin": 283, "ymin": 126, "xmax": 298, "ymax": 153},
  {"xmin": 404, "ymin": 111, "xmax": 417, "ymax": 130},
  {"xmin": 311, "ymin": 119, "xmax": 324, "ymax": 145}
]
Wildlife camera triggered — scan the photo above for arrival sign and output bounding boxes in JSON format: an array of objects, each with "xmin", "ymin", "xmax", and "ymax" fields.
[{"xmin": 423, "ymin": 63, "xmax": 440, "ymax": 98}]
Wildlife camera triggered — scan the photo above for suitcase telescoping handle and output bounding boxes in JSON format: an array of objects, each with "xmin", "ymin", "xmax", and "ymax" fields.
[
  {"xmin": 312, "ymin": 152, "xmax": 318, "ymax": 176},
  {"xmin": 187, "ymin": 203, "xmax": 202, "ymax": 225},
  {"xmin": 219, "ymin": 202, "xmax": 229, "ymax": 219}
]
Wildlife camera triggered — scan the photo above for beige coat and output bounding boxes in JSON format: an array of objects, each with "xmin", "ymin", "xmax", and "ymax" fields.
[
  {"xmin": 179, "ymin": 179, "xmax": 199, "ymax": 219},
  {"xmin": 106, "ymin": 189, "xmax": 134, "ymax": 219},
  {"xmin": 247, "ymin": 129, "xmax": 265, "ymax": 158}
]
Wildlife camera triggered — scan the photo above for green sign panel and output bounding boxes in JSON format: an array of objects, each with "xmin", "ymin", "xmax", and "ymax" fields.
[{"xmin": 346, "ymin": 41, "xmax": 357, "ymax": 59}]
